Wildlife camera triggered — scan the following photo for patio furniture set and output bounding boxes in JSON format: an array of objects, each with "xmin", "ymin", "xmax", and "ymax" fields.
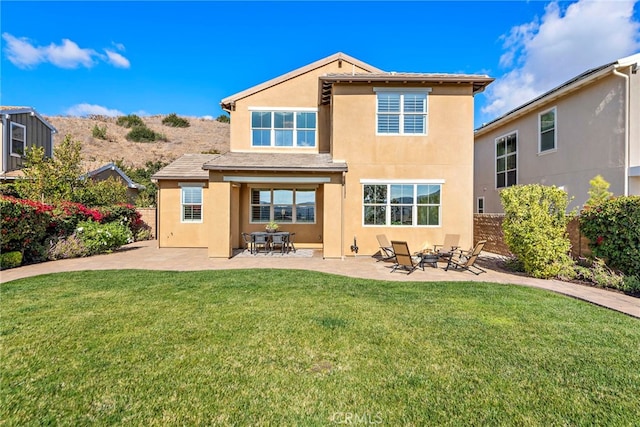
[
  {"xmin": 377, "ymin": 234, "xmax": 487, "ymax": 275},
  {"xmin": 242, "ymin": 231, "xmax": 297, "ymax": 255}
]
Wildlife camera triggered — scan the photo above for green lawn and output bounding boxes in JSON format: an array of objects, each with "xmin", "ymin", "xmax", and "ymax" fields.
[{"xmin": 2, "ymin": 270, "xmax": 639, "ymax": 425}]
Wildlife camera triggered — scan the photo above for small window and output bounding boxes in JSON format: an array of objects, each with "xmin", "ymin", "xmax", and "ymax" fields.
[
  {"xmin": 10, "ymin": 122, "xmax": 26, "ymax": 157},
  {"xmin": 539, "ymin": 107, "xmax": 556, "ymax": 152},
  {"xmin": 496, "ymin": 132, "xmax": 517, "ymax": 188},
  {"xmin": 375, "ymin": 89, "xmax": 429, "ymax": 135},
  {"xmin": 181, "ymin": 185, "xmax": 203, "ymax": 222},
  {"xmin": 477, "ymin": 197, "xmax": 485, "ymax": 214}
]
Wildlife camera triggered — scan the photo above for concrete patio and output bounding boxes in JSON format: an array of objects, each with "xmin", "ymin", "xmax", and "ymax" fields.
[{"xmin": 2, "ymin": 240, "xmax": 638, "ymax": 319}]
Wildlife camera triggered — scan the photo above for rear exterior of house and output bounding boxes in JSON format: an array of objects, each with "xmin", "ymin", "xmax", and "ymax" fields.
[
  {"xmin": 153, "ymin": 53, "xmax": 493, "ymax": 258},
  {"xmin": 474, "ymin": 54, "xmax": 640, "ymax": 213},
  {"xmin": 1, "ymin": 106, "xmax": 56, "ymax": 179}
]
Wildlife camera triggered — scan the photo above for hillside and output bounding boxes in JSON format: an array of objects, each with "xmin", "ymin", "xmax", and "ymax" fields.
[{"xmin": 45, "ymin": 115, "xmax": 230, "ymax": 169}]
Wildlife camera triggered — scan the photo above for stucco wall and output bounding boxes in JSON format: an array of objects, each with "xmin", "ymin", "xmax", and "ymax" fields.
[
  {"xmin": 332, "ymin": 83, "xmax": 476, "ymax": 255},
  {"xmin": 474, "ymin": 73, "xmax": 628, "ymax": 213},
  {"xmin": 156, "ymin": 180, "xmax": 209, "ymax": 247}
]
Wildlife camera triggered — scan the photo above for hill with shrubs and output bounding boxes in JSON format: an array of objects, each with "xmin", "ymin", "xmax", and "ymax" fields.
[{"xmin": 46, "ymin": 114, "xmax": 230, "ymax": 169}]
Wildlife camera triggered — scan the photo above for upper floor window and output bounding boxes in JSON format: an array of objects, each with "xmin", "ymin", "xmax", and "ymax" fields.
[
  {"xmin": 250, "ymin": 188, "xmax": 316, "ymax": 224},
  {"xmin": 363, "ymin": 182, "xmax": 442, "ymax": 226},
  {"xmin": 539, "ymin": 107, "xmax": 556, "ymax": 152},
  {"xmin": 496, "ymin": 132, "xmax": 517, "ymax": 188},
  {"xmin": 10, "ymin": 122, "xmax": 26, "ymax": 156},
  {"xmin": 180, "ymin": 184, "xmax": 203, "ymax": 223},
  {"xmin": 250, "ymin": 109, "xmax": 316, "ymax": 148},
  {"xmin": 375, "ymin": 88, "xmax": 430, "ymax": 135}
]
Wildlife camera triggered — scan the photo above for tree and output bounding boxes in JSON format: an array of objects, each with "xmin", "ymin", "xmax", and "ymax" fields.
[
  {"xmin": 216, "ymin": 114, "xmax": 230, "ymax": 123},
  {"xmin": 585, "ymin": 174, "xmax": 613, "ymax": 208},
  {"xmin": 16, "ymin": 135, "xmax": 84, "ymax": 204}
]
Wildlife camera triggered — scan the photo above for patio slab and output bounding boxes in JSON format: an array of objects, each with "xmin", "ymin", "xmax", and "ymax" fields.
[{"xmin": 2, "ymin": 240, "xmax": 638, "ymax": 319}]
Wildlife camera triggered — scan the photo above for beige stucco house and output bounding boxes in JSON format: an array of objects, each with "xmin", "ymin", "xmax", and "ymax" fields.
[
  {"xmin": 474, "ymin": 53, "xmax": 640, "ymax": 213},
  {"xmin": 153, "ymin": 53, "xmax": 493, "ymax": 258}
]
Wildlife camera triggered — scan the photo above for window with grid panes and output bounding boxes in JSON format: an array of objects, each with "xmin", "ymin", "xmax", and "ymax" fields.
[{"xmin": 496, "ymin": 132, "xmax": 517, "ymax": 188}]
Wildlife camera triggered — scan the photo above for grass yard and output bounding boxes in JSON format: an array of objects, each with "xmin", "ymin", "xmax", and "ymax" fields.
[{"xmin": 2, "ymin": 270, "xmax": 639, "ymax": 426}]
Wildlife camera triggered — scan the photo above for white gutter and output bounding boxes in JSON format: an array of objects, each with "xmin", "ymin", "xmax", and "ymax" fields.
[{"xmin": 612, "ymin": 66, "xmax": 630, "ymax": 196}]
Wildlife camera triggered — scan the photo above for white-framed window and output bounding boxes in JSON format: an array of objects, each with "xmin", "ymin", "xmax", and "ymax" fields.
[
  {"xmin": 250, "ymin": 108, "xmax": 317, "ymax": 147},
  {"xmin": 374, "ymin": 88, "xmax": 430, "ymax": 135},
  {"xmin": 496, "ymin": 132, "xmax": 517, "ymax": 188},
  {"xmin": 539, "ymin": 107, "xmax": 556, "ymax": 153},
  {"xmin": 10, "ymin": 122, "xmax": 26, "ymax": 157},
  {"xmin": 362, "ymin": 181, "xmax": 442, "ymax": 226},
  {"xmin": 250, "ymin": 188, "xmax": 316, "ymax": 224},
  {"xmin": 477, "ymin": 197, "xmax": 485, "ymax": 214},
  {"xmin": 180, "ymin": 183, "xmax": 203, "ymax": 223}
]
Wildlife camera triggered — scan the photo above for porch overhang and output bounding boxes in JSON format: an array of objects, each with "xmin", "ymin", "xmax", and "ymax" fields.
[{"xmin": 202, "ymin": 152, "xmax": 348, "ymax": 173}]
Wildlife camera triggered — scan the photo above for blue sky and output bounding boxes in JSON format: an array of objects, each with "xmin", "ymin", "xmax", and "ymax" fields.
[{"xmin": 2, "ymin": 1, "xmax": 639, "ymax": 128}]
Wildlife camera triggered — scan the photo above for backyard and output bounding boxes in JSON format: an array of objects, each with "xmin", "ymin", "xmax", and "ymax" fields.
[{"xmin": 2, "ymin": 269, "xmax": 639, "ymax": 425}]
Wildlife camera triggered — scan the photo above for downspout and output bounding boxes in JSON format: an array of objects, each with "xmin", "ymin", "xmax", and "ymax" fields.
[{"xmin": 612, "ymin": 66, "xmax": 630, "ymax": 196}]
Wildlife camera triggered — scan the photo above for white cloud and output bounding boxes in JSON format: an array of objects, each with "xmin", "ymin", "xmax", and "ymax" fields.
[
  {"xmin": 65, "ymin": 103, "xmax": 124, "ymax": 117},
  {"xmin": 201, "ymin": 115, "xmax": 214, "ymax": 120},
  {"xmin": 2, "ymin": 32, "xmax": 131, "ymax": 70},
  {"xmin": 104, "ymin": 49, "xmax": 130, "ymax": 68},
  {"xmin": 482, "ymin": 0, "xmax": 640, "ymax": 119}
]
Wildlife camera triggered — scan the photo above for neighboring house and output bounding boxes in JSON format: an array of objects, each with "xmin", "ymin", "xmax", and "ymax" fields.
[
  {"xmin": 474, "ymin": 53, "xmax": 640, "ymax": 213},
  {"xmin": 85, "ymin": 162, "xmax": 145, "ymax": 203},
  {"xmin": 1, "ymin": 106, "xmax": 57, "ymax": 180},
  {"xmin": 153, "ymin": 52, "xmax": 493, "ymax": 258}
]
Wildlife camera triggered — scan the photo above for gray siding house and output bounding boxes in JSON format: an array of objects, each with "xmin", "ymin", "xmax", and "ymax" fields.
[
  {"xmin": 1, "ymin": 106, "xmax": 57, "ymax": 179},
  {"xmin": 474, "ymin": 53, "xmax": 639, "ymax": 213}
]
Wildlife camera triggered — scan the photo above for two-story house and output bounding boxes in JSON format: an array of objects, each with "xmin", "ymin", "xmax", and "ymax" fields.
[
  {"xmin": 152, "ymin": 53, "xmax": 493, "ymax": 258},
  {"xmin": 474, "ymin": 53, "xmax": 639, "ymax": 213},
  {"xmin": 1, "ymin": 106, "xmax": 57, "ymax": 180}
]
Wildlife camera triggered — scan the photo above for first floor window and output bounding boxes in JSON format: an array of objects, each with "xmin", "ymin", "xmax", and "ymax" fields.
[
  {"xmin": 363, "ymin": 182, "xmax": 441, "ymax": 226},
  {"xmin": 477, "ymin": 197, "xmax": 485, "ymax": 214},
  {"xmin": 496, "ymin": 132, "xmax": 517, "ymax": 188},
  {"xmin": 251, "ymin": 188, "xmax": 316, "ymax": 223},
  {"xmin": 251, "ymin": 110, "xmax": 316, "ymax": 147},
  {"xmin": 10, "ymin": 122, "xmax": 26, "ymax": 156},
  {"xmin": 181, "ymin": 185, "xmax": 203, "ymax": 222}
]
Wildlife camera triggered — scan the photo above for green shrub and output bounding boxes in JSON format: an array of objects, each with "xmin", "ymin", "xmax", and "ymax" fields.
[
  {"xmin": 126, "ymin": 126, "xmax": 167, "ymax": 143},
  {"xmin": 162, "ymin": 113, "xmax": 190, "ymax": 128},
  {"xmin": 99, "ymin": 203, "xmax": 148, "ymax": 239},
  {"xmin": 76, "ymin": 220, "xmax": 132, "ymax": 255},
  {"xmin": 622, "ymin": 275, "xmax": 640, "ymax": 294},
  {"xmin": 0, "ymin": 251, "xmax": 22, "ymax": 269},
  {"xmin": 1, "ymin": 196, "xmax": 53, "ymax": 263},
  {"xmin": 500, "ymin": 184, "xmax": 574, "ymax": 279},
  {"xmin": 48, "ymin": 234, "xmax": 89, "ymax": 260},
  {"xmin": 76, "ymin": 177, "xmax": 129, "ymax": 207},
  {"xmin": 574, "ymin": 258, "xmax": 624, "ymax": 289},
  {"xmin": 116, "ymin": 114, "xmax": 144, "ymax": 128},
  {"xmin": 92, "ymin": 124, "xmax": 107, "ymax": 140},
  {"xmin": 216, "ymin": 114, "xmax": 230, "ymax": 123},
  {"xmin": 580, "ymin": 196, "xmax": 640, "ymax": 277}
]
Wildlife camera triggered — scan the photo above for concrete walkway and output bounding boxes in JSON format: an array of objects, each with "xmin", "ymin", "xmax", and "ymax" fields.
[{"xmin": 2, "ymin": 240, "xmax": 638, "ymax": 319}]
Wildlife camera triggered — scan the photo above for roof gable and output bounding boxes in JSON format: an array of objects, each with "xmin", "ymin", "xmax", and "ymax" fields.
[
  {"xmin": 220, "ymin": 52, "xmax": 383, "ymax": 111},
  {"xmin": 0, "ymin": 106, "xmax": 58, "ymax": 133}
]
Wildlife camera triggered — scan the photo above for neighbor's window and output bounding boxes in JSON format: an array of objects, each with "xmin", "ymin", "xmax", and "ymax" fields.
[
  {"xmin": 539, "ymin": 107, "xmax": 556, "ymax": 152},
  {"xmin": 251, "ymin": 110, "xmax": 316, "ymax": 147},
  {"xmin": 10, "ymin": 122, "xmax": 26, "ymax": 156},
  {"xmin": 250, "ymin": 188, "xmax": 316, "ymax": 223},
  {"xmin": 375, "ymin": 88, "xmax": 430, "ymax": 135},
  {"xmin": 496, "ymin": 132, "xmax": 517, "ymax": 188},
  {"xmin": 477, "ymin": 197, "xmax": 485, "ymax": 214},
  {"xmin": 181, "ymin": 184, "xmax": 203, "ymax": 222},
  {"xmin": 363, "ymin": 183, "xmax": 441, "ymax": 226}
]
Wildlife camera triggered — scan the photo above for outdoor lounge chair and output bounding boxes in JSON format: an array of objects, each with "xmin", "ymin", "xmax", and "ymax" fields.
[
  {"xmin": 287, "ymin": 232, "xmax": 296, "ymax": 253},
  {"xmin": 252, "ymin": 233, "xmax": 269, "ymax": 254},
  {"xmin": 376, "ymin": 234, "xmax": 395, "ymax": 262},
  {"xmin": 433, "ymin": 234, "xmax": 460, "ymax": 255},
  {"xmin": 271, "ymin": 233, "xmax": 288, "ymax": 254},
  {"xmin": 390, "ymin": 240, "xmax": 421, "ymax": 274},
  {"xmin": 444, "ymin": 240, "xmax": 487, "ymax": 275},
  {"xmin": 241, "ymin": 232, "xmax": 253, "ymax": 253}
]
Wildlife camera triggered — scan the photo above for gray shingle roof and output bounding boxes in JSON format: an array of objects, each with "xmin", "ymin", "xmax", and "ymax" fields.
[
  {"xmin": 151, "ymin": 154, "xmax": 217, "ymax": 180},
  {"xmin": 203, "ymin": 152, "xmax": 347, "ymax": 172}
]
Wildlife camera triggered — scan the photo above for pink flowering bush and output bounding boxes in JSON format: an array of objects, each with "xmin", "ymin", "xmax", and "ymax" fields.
[{"xmin": 1, "ymin": 196, "xmax": 54, "ymax": 263}]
